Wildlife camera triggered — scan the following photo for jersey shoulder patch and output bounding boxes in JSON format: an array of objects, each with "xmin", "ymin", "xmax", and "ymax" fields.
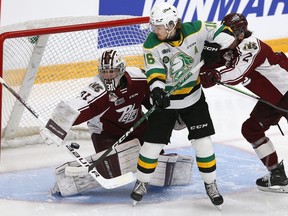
[
  {"xmin": 240, "ymin": 37, "xmax": 259, "ymax": 51},
  {"xmin": 125, "ymin": 67, "xmax": 147, "ymax": 80},
  {"xmin": 84, "ymin": 75, "xmax": 106, "ymax": 94}
]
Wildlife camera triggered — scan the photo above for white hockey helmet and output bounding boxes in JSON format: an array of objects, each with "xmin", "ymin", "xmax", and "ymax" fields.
[
  {"xmin": 98, "ymin": 49, "xmax": 126, "ymax": 91},
  {"xmin": 150, "ymin": 2, "xmax": 179, "ymax": 30}
]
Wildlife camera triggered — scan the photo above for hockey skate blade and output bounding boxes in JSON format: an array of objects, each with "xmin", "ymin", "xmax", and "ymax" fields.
[
  {"xmin": 257, "ymin": 185, "xmax": 288, "ymax": 193},
  {"xmin": 65, "ymin": 166, "xmax": 88, "ymax": 176},
  {"xmin": 215, "ymin": 204, "xmax": 222, "ymax": 211},
  {"xmin": 132, "ymin": 200, "xmax": 138, "ymax": 206}
]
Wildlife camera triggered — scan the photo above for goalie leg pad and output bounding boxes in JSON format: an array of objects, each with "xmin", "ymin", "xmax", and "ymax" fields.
[
  {"xmin": 149, "ymin": 153, "xmax": 194, "ymax": 187},
  {"xmin": 95, "ymin": 154, "xmax": 121, "ymax": 179},
  {"xmin": 53, "ymin": 139, "xmax": 140, "ymax": 196},
  {"xmin": 54, "ymin": 161, "xmax": 100, "ymax": 196},
  {"xmin": 117, "ymin": 138, "xmax": 140, "ymax": 174},
  {"xmin": 89, "ymin": 138, "xmax": 140, "ymax": 177}
]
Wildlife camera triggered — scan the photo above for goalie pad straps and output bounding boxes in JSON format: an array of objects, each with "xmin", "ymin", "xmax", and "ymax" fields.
[
  {"xmin": 150, "ymin": 153, "xmax": 194, "ymax": 187},
  {"xmin": 54, "ymin": 139, "xmax": 140, "ymax": 196}
]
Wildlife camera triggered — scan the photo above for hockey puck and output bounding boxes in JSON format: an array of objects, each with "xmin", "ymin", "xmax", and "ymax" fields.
[{"xmin": 70, "ymin": 143, "xmax": 80, "ymax": 149}]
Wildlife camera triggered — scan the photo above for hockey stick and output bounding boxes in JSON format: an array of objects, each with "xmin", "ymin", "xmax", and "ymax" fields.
[
  {"xmin": 0, "ymin": 76, "xmax": 135, "ymax": 189},
  {"xmin": 0, "ymin": 77, "xmax": 46, "ymax": 122},
  {"xmin": 65, "ymin": 143, "xmax": 135, "ymax": 189},
  {"xmin": 217, "ymin": 81, "xmax": 288, "ymax": 113},
  {"xmin": 65, "ymin": 60, "xmax": 205, "ymax": 176}
]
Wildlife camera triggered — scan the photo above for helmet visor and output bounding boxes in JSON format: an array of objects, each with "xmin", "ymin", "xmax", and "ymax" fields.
[{"xmin": 149, "ymin": 22, "xmax": 166, "ymax": 32}]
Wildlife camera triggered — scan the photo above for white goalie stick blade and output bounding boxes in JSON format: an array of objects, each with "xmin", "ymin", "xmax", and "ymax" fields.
[{"xmin": 65, "ymin": 144, "xmax": 135, "ymax": 189}]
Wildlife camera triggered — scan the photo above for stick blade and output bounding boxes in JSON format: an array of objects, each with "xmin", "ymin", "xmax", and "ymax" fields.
[
  {"xmin": 65, "ymin": 165, "xmax": 135, "ymax": 189},
  {"xmin": 95, "ymin": 171, "xmax": 135, "ymax": 189}
]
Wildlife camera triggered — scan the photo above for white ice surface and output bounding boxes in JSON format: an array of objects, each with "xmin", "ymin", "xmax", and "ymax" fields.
[{"xmin": 1, "ymin": 83, "xmax": 288, "ymax": 216}]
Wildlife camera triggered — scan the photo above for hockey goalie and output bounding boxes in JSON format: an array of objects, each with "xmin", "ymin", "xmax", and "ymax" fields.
[{"xmin": 40, "ymin": 49, "xmax": 194, "ymax": 196}]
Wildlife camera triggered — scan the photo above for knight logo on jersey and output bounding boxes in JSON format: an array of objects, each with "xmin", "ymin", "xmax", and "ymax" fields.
[
  {"xmin": 169, "ymin": 52, "xmax": 194, "ymax": 82},
  {"xmin": 116, "ymin": 104, "xmax": 139, "ymax": 124}
]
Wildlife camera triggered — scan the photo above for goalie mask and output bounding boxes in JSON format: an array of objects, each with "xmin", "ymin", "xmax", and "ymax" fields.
[
  {"xmin": 98, "ymin": 49, "xmax": 126, "ymax": 92},
  {"xmin": 149, "ymin": 2, "xmax": 179, "ymax": 38}
]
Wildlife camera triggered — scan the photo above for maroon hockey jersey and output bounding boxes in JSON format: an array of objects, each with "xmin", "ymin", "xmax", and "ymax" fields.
[
  {"xmin": 219, "ymin": 36, "xmax": 288, "ymax": 105},
  {"xmin": 68, "ymin": 67, "xmax": 150, "ymax": 140}
]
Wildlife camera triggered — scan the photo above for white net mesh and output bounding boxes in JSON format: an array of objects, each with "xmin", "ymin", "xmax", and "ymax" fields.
[{"xmin": 1, "ymin": 15, "xmax": 150, "ymax": 147}]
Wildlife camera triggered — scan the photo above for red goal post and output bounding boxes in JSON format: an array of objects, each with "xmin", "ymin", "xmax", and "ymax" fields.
[{"xmin": 0, "ymin": 15, "xmax": 150, "ymax": 148}]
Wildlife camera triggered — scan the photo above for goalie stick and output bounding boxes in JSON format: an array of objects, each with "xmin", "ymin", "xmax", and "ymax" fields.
[
  {"xmin": 0, "ymin": 76, "xmax": 134, "ymax": 189},
  {"xmin": 65, "ymin": 60, "xmax": 205, "ymax": 176},
  {"xmin": 0, "ymin": 77, "xmax": 45, "ymax": 123},
  {"xmin": 65, "ymin": 143, "xmax": 135, "ymax": 189}
]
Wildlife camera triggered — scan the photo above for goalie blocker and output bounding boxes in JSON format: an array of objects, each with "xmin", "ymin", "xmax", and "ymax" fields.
[
  {"xmin": 52, "ymin": 139, "xmax": 194, "ymax": 196},
  {"xmin": 40, "ymin": 100, "xmax": 80, "ymax": 146}
]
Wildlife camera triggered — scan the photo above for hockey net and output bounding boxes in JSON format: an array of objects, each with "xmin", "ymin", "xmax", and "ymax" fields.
[{"xmin": 0, "ymin": 15, "xmax": 150, "ymax": 148}]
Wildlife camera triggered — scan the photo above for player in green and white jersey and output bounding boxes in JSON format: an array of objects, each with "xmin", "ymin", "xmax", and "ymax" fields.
[{"xmin": 130, "ymin": 2, "xmax": 235, "ymax": 209}]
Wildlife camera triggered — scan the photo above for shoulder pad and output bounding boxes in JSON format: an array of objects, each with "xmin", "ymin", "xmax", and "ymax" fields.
[{"xmin": 125, "ymin": 67, "xmax": 147, "ymax": 79}]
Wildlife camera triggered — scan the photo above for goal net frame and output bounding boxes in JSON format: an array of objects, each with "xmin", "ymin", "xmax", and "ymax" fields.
[{"xmin": 0, "ymin": 15, "xmax": 150, "ymax": 149}]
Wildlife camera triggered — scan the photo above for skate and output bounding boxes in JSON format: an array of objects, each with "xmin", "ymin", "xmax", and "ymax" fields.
[
  {"xmin": 204, "ymin": 180, "xmax": 223, "ymax": 210},
  {"xmin": 256, "ymin": 160, "xmax": 288, "ymax": 193},
  {"xmin": 130, "ymin": 180, "xmax": 148, "ymax": 206}
]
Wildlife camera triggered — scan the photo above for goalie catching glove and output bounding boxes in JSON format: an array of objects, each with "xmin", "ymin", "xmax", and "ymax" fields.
[{"xmin": 199, "ymin": 69, "xmax": 221, "ymax": 88}]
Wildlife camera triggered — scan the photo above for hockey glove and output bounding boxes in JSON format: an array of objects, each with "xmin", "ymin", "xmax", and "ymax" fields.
[
  {"xmin": 199, "ymin": 69, "xmax": 221, "ymax": 88},
  {"xmin": 151, "ymin": 87, "xmax": 170, "ymax": 111},
  {"xmin": 201, "ymin": 41, "xmax": 221, "ymax": 66}
]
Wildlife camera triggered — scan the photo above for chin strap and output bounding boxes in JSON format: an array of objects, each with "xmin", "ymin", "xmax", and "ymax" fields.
[{"xmin": 166, "ymin": 24, "xmax": 177, "ymax": 40}]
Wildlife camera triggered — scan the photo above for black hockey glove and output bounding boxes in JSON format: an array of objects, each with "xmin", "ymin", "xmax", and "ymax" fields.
[
  {"xmin": 151, "ymin": 87, "xmax": 170, "ymax": 111},
  {"xmin": 201, "ymin": 41, "xmax": 221, "ymax": 66},
  {"xmin": 199, "ymin": 69, "xmax": 221, "ymax": 88}
]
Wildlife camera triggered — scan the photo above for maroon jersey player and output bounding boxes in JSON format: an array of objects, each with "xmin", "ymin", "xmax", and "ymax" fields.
[
  {"xmin": 200, "ymin": 13, "xmax": 288, "ymax": 193},
  {"xmin": 72, "ymin": 50, "xmax": 150, "ymax": 153},
  {"xmin": 70, "ymin": 49, "xmax": 150, "ymax": 178},
  {"xmin": 41, "ymin": 49, "xmax": 150, "ymax": 179}
]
